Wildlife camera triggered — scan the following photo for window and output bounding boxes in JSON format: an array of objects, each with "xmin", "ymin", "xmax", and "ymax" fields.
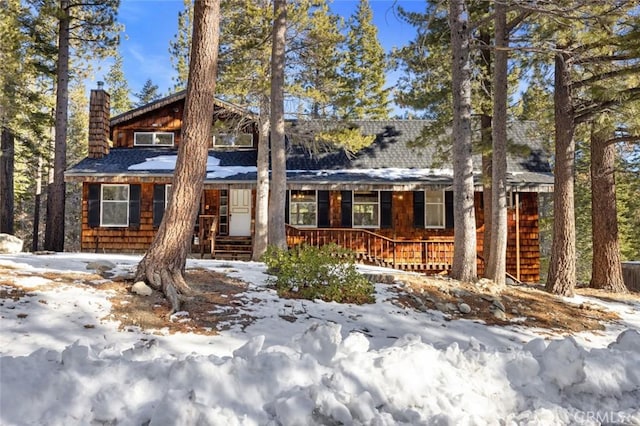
[
  {"xmin": 134, "ymin": 132, "xmax": 174, "ymax": 146},
  {"xmin": 212, "ymin": 133, "xmax": 253, "ymax": 148},
  {"xmin": 425, "ymin": 190, "xmax": 445, "ymax": 228},
  {"xmin": 353, "ymin": 191, "xmax": 379, "ymax": 227},
  {"xmin": 101, "ymin": 184, "xmax": 129, "ymax": 227},
  {"xmin": 290, "ymin": 190, "xmax": 317, "ymax": 227}
]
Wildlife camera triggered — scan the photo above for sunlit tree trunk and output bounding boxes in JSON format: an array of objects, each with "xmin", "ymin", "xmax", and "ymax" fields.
[
  {"xmin": 449, "ymin": 0, "xmax": 477, "ymax": 282},
  {"xmin": 252, "ymin": 97, "xmax": 270, "ymax": 260},
  {"xmin": 546, "ymin": 51, "xmax": 576, "ymax": 296},
  {"xmin": 268, "ymin": 0, "xmax": 287, "ymax": 249},
  {"xmin": 135, "ymin": 0, "xmax": 221, "ymax": 312},
  {"xmin": 590, "ymin": 121, "xmax": 626, "ymax": 292},
  {"xmin": 486, "ymin": 1, "xmax": 508, "ymax": 286},
  {"xmin": 44, "ymin": 0, "xmax": 70, "ymax": 252}
]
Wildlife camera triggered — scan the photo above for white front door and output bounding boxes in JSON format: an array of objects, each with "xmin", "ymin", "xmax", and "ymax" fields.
[{"xmin": 229, "ymin": 189, "xmax": 252, "ymax": 236}]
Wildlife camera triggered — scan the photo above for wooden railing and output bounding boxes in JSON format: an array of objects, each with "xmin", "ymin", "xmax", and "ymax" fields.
[{"xmin": 286, "ymin": 225, "xmax": 454, "ymax": 272}]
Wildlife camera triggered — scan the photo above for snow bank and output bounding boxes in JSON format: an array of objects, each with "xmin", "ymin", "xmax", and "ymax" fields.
[{"xmin": 2, "ymin": 323, "xmax": 639, "ymax": 425}]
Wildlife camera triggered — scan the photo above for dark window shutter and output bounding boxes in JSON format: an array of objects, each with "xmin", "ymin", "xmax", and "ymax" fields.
[
  {"xmin": 153, "ymin": 184, "xmax": 166, "ymax": 228},
  {"xmin": 285, "ymin": 190, "xmax": 290, "ymax": 225},
  {"xmin": 445, "ymin": 191, "xmax": 454, "ymax": 229},
  {"xmin": 88, "ymin": 184, "xmax": 101, "ymax": 228},
  {"xmin": 381, "ymin": 191, "xmax": 392, "ymax": 228},
  {"xmin": 413, "ymin": 191, "xmax": 424, "ymax": 228},
  {"xmin": 341, "ymin": 191, "xmax": 352, "ymax": 227},
  {"xmin": 317, "ymin": 190, "xmax": 329, "ymax": 227},
  {"xmin": 129, "ymin": 184, "xmax": 141, "ymax": 229}
]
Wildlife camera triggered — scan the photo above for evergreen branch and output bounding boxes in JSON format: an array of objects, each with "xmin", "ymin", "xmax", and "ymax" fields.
[
  {"xmin": 574, "ymin": 87, "xmax": 640, "ymax": 124},
  {"xmin": 571, "ymin": 64, "xmax": 640, "ymax": 91}
]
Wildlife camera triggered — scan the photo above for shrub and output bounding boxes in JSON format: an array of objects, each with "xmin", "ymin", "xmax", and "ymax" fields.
[{"xmin": 262, "ymin": 244, "xmax": 375, "ymax": 304}]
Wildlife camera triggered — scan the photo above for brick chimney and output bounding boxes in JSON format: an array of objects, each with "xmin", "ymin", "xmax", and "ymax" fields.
[{"xmin": 88, "ymin": 82, "xmax": 110, "ymax": 159}]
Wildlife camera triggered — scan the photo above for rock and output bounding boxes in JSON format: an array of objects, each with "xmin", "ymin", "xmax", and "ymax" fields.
[
  {"xmin": 131, "ymin": 281, "xmax": 153, "ymax": 296},
  {"xmin": 445, "ymin": 302, "xmax": 457, "ymax": 312},
  {"xmin": 492, "ymin": 299, "xmax": 506, "ymax": 312},
  {"xmin": 491, "ymin": 307, "xmax": 507, "ymax": 320},
  {"xmin": 0, "ymin": 234, "xmax": 23, "ymax": 254},
  {"xmin": 86, "ymin": 260, "xmax": 116, "ymax": 273},
  {"xmin": 458, "ymin": 303, "xmax": 471, "ymax": 314}
]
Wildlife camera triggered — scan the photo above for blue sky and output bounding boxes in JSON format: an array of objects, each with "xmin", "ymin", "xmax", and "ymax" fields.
[{"xmin": 94, "ymin": 0, "xmax": 425, "ymax": 101}]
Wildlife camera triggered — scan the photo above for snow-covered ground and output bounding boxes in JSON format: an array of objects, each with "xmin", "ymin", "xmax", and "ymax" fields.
[{"xmin": 1, "ymin": 252, "xmax": 639, "ymax": 425}]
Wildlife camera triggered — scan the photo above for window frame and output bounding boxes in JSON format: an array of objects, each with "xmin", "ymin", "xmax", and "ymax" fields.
[
  {"xmin": 165, "ymin": 184, "xmax": 172, "ymax": 208},
  {"xmin": 424, "ymin": 189, "xmax": 446, "ymax": 229},
  {"xmin": 100, "ymin": 184, "xmax": 130, "ymax": 227},
  {"xmin": 134, "ymin": 131, "xmax": 174, "ymax": 147},
  {"xmin": 212, "ymin": 132, "xmax": 253, "ymax": 148},
  {"xmin": 289, "ymin": 190, "xmax": 317, "ymax": 228},
  {"xmin": 352, "ymin": 190, "xmax": 380, "ymax": 228}
]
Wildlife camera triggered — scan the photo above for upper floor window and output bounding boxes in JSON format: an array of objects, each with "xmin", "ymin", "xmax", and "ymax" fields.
[
  {"xmin": 425, "ymin": 190, "xmax": 445, "ymax": 228},
  {"xmin": 353, "ymin": 191, "xmax": 379, "ymax": 228},
  {"xmin": 101, "ymin": 184, "xmax": 129, "ymax": 227},
  {"xmin": 213, "ymin": 133, "xmax": 253, "ymax": 148},
  {"xmin": 289, "ymin": 190, "xmax": 317, "ymax": 227},
  {"xmin": 134, "ymin": 132, "xmax": 174, "ymax": 146}
]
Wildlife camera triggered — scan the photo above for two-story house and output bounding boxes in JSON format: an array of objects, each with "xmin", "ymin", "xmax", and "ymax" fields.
[{"xmin": 65, "ymin": 87, "xmax": 554, "ymax": 282}]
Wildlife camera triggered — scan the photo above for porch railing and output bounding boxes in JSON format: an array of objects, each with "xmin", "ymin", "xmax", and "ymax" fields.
[{"xmin": 285, "ymin": 225, "xmax": 454, "ymax": 272}]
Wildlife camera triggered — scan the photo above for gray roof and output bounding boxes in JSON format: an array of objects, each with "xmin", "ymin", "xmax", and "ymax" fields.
[{"xmin": 66, "ymin": 120, "xmax": 553, "ymax": 190}]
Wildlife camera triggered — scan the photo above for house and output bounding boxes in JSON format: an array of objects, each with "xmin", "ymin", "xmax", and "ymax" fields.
[{"xmin": 65, "ymin": 88, "xmax": 554, "ymax": 283}]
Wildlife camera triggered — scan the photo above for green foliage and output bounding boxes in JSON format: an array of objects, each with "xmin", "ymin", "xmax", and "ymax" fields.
[
  {"xmin": 315, "ymin": 126, "xmax": 375, "ymax": 154},
  {"xmin": 134, "ymin": 78, "xmax": 161, "ymax": 107},
  {"xmin": 168, "ymin": 0, "xmax": 192, "ymax": 92},
  {"xmin": 105, "ymin": 52, "xmax": 132, "ymax": 115},
  {"xmin": 262, "ymin": 244, "xmax": 375, "ymax": 304},
  {"xmin": 337, "ymin": 0, "xmax": 389, "ymax": 119}
]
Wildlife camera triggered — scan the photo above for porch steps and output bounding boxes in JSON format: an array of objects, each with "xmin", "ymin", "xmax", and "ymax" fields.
[{"xmin": 213, "ymin": 236, "xmax": 253, "ymax": 261}]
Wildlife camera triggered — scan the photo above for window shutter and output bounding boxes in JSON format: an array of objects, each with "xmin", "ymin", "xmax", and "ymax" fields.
[
  {"xmin": 153, "ymin": 185, "xmax": 166, "ymax": 228},
  {"xmin": 381, "ymin": 191, "xmax": 392, "ymax": 228},
  {"xmin": 129, "ymin": 184, "xmax": 141, "ymax": 229},
  {"xmin": 284, "ymin": 190, "xmax": 290, "ymax": 225},
  {"xmin": 317, "ymin": 190, "xmax": 330, "ymax": 227},
  {"xmin": 340, "ymin": 191, "xmax": 352, "ymax": 227},
  {"xmin": 445, "ymin": 191, "xmax": 454, "ymax": 229},
  {"xmin": 413, "ymin": 191, "xmax": 424, "ymax": 228},
  {"xmin": 87, "ymin": 184, "xmax": 100, "ymax": 228}
]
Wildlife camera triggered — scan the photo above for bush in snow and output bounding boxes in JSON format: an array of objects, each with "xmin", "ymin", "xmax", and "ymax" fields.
[{"xmin": 262, "ymin": 244, "xmax": 374, "ymax": 304}]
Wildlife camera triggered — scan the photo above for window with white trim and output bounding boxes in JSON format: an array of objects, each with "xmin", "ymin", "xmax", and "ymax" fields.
[
  {"xmin": 101, "ymin": 184, "xmax": 129, "ymax": 227},
  {"xmin": 212, "ymin": 133, "xmax": 253, "ymax": 148},
  {"xmin": 425, "ymin": 190, "xmax": 445, "ymax": 228},
  {"xmin": 353, "ymin": 191, "xmax": 379, "ymax": 227},
  {"xmin": 290, "ymin": 190, "xmax": 317, "ymax": 227},
  {"xmin": 134, "ymin": 132, "xmax": 174, "ymax": 146}
]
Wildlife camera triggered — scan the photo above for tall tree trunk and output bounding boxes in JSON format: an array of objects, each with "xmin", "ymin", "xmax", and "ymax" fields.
[
  {"xmin": 479, "ymin": 28, "xmax": 492, "ymax": 272},
  {"xmin": 0, "ymin": 127, "xmax": 14, "ymax": 234},
  {"xmin": 486, "ymin": 1, "xmax": 508, "ymax": 286},
  {"xmin": 590, "ymin": 121, "xmax": 626, "ymax": 292},
  {"xmin": 252, "ymin": 97, "xmax": 270, "ymax": 260},
  {"xmin": 32, "ymin": 156, "xmax": 44, "ymax": 251},
  {"xmin": 449, "ymin": 0, "xmax": 477, "ymax": 282},
  {"xmin": 135, "ymin": 0, "xmax": 221, "ymax": 312},
  {"xmin": 268, "ymin": 0, "xmax": 287, "ymax": 249},
  {"xmin": 546, "ymin": 51, "xmax": 576, "ymax": 296},
  {"xmin": 44, "ymin": 0, "xmax": 70, "ymax": 252}
]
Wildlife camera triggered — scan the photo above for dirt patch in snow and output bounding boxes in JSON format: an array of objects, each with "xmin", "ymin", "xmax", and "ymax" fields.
[
  {"xmin": 1, "ymin": 265, "xmax": 636, "ymax": 338},
  {"xmin": 389, "ymin": 274, "xmax": 627, "ymax": 335}
]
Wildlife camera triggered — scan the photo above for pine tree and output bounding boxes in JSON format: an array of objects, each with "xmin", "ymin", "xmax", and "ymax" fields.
[
  {"xmin": 105, "ymin": 51, "xmax": 132, "ymax": 115},
  {"xmin": 30, "ymin": 0, "xmax": 121, "ymax": 252},
  {"xmin": 134, "ymin": 78, "xmax": 161, "ymax": 107},
  {"xmin": 136, "ymin": 0, "xmax": 221, "ymax": 312},
  {"xmin": 338, "ymin": 0, "xmax": 389, "ymax": 119},
  {"xmin": 168, "ymin": 0, "xmax": 193, "ymax": 91}
]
